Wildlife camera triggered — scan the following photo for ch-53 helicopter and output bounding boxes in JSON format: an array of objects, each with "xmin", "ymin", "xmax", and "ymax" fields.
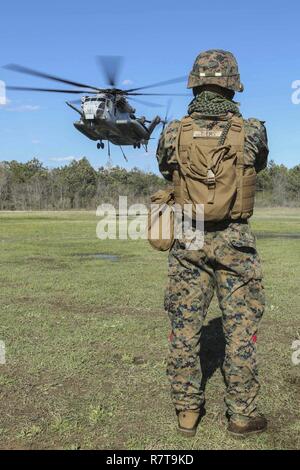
[{"xmin": 4, "ymin": 57, "xmax": 188, "ymax": 160}]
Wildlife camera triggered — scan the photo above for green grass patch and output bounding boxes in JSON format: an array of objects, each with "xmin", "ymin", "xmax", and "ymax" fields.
[{"xmin": 0, "ymin": 209, "xmax": 299, "ymax": 449}]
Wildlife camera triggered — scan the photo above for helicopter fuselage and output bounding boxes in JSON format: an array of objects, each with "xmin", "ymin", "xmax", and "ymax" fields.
[{"xmin": 70, "ymin": 93, "xmax": 160, "ymax": 147}]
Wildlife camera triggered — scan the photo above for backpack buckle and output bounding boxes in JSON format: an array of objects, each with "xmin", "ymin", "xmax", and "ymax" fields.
[
  {"xmin": 231, "ymin": 122, "xmax": 243, "ymax": 133},
  {"xmin": 206, "ymin": 169, "xmax": 216, "ymax": 204},
  {"xmin": 207, "ymin": 169, "xmax": 216, "ymax": 186}
]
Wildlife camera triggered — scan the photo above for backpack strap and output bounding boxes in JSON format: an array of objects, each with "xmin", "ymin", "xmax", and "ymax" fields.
[
  {"xmin": 176, "ymin": 116, "xmax": 193, "ymax": 169},
  {"xmin": 225, "ymin": 115, "xmax": 245, "ymax": 158},
  {"xmin": 172, "ymin": 116, "xmax": 192, "ymax": 206},
  {"xmin": 226, "ymin": 116, "xmax": 245, "ymax": 218}
]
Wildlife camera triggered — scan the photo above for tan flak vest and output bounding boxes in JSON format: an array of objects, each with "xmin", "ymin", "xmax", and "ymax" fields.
[{"xmin": 172, "ymin": 114, "xmax": 257, "ymax": 222}]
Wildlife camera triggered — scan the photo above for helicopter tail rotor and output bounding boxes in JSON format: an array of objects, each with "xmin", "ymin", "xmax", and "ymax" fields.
[{"xmin": 160, "ymin": 99, "xmax": 173, "ymax": 130}]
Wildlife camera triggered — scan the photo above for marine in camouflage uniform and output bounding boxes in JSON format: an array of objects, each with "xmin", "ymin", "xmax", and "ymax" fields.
[{"xmin": 156, "ymin": 50, "xmax": 269, "ymax": 436}]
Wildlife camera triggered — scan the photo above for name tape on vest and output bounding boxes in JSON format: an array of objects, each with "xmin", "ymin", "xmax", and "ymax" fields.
[{"xmin": 193, "ymin": 130, "xmax": 223, "ymax": 138}]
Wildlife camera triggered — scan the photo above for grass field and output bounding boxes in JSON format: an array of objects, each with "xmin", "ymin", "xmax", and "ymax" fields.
[{"xmin": 0, "ymin": 208, "xmax": 299, "ymax": 450}]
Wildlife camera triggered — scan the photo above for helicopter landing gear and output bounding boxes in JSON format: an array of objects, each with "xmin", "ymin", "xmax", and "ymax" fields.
[
  {"xmin": 133, "ymin": 143, "xmax": 141, "ymax": 149},
  {"xmin": 97, "ymin": 141, "xmax": 105, "ymax": 150}
]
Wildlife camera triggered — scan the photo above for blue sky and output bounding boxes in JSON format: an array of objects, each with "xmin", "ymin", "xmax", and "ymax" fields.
[{"xmin": 0, "ymin": 0, "xmax": 299, "ymax": 172}]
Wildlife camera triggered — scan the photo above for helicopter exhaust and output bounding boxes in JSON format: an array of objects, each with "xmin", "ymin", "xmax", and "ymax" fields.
[{"xmin": 147, "ymin": 115, "xmax": 161, "ymax": 136}]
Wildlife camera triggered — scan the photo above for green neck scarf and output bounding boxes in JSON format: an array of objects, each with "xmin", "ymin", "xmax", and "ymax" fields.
[{"xmin": 188, "ymin": 91, "xmax": 241, "ymax": 118}]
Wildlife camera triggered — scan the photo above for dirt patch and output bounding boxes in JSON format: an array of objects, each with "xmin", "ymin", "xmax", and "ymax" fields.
[
  {"xmin": 285, "ymin": 374, "xmax": 300, "ymax": 387},
  {"xmin": 46, "ymin": 298, "xmax": 164, "ymax": 318}
]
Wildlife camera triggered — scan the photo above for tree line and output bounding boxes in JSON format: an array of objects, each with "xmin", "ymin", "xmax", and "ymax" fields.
[
  {"xmin": 0, "ymin": 157, "xmax": 299, "ymax": 210},
  {"xmin": 0, "ymin": 158, "xmax": 166, "ymax": 210}
]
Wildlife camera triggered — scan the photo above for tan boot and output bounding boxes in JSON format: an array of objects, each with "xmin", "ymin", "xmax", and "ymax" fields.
[
  {"xmin": 228, "ymin": 415, "xmax": 268, "ymax": 438},
  {"xmin": 177, "ymin": 410, "xmax": 200, "ymax": 437}
]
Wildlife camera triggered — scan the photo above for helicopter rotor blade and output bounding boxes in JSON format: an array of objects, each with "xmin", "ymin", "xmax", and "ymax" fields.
[
  {"xmin": 125, "ymin": 75, "xmax": 187, "ymax": 93},
  {"xmin": 96, "ymin": 55, "xmax": 123, "ymax": 87},
  {"xmin": 127, "ymin": 97, "xmax": 164, "ymax": 108},
  {"xmin": 3, "ymin": 64, "xmax": 101, "ymax": 91},
  {"xmin": 6, "ymin": 86, "xmax": 95, "ymax": 94},
  {"xmin": 126, "ymin": 92, "xmax": 190, "ymax": 96}
]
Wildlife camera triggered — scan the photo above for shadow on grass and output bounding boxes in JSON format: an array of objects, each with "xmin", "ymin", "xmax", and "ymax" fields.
[{"xmin": 200, "ymin": 317, "xmax": 226, "ymax": 392}]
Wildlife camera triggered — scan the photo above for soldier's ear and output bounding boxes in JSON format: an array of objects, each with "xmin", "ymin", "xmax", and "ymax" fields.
[{"xmin": 239, "ymin": 83, "xmax": 244, "ymax": 92}]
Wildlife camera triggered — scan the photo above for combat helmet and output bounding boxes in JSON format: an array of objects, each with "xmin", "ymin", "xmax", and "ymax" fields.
[{"xmin": 187, "ymin": 49, "xmax": 244, "ymax": 92}]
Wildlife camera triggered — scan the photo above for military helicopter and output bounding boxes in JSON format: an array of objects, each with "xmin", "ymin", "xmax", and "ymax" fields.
[{"xmin": 4, "ymin": 57, "xmax": 188, "ymax": 159}]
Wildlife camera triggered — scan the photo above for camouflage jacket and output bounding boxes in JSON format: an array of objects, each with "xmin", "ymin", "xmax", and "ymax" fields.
[{"xmin": 156, "ymin": 114, "xmax": 269, "ymax": 181}]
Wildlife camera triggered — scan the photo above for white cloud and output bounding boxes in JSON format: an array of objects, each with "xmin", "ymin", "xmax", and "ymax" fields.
[
  {"xmin": 122, "ymin": 79, "xmax": 133, "ymax": 86},
  {"xmin": 32, "ymin": 139, "xmax": 40, "ymax": 144},
  {"xmin": 135, "ymin": 150, "xmax": 156, "ymax": 158},
  {"xmin": 0, "ymin": 80, "xmax": 6, "ymax": 105},
  {"xmin": 49, "ymin": 156, "xmax": 78, "ymax": 162},
  {"xmin": 5, "ymin": 104, "xmax": 41, "ymax": 112}
]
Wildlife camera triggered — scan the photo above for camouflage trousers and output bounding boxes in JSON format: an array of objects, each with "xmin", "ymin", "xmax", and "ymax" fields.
[{"xmin": 165, "ymin": 221, "xmax": 265, "ymax": 424}]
